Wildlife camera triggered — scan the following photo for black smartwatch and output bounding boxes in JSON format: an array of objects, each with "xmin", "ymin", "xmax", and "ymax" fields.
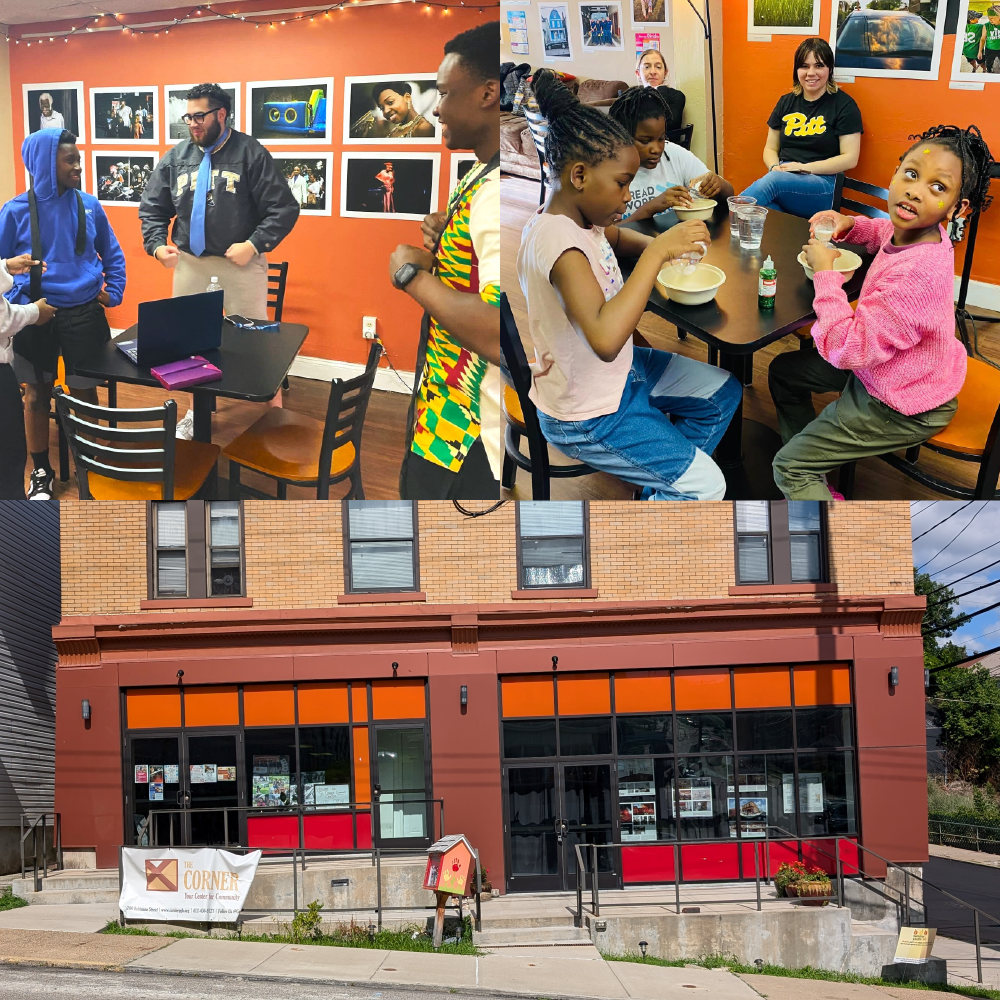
[{"xmin": 393, "ymin": 262, "xmax": 421, "ymax": 290}]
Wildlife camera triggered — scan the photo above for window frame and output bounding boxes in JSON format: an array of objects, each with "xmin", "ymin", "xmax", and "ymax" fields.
[
  {"xmin": 515, "ymin": 501, "xmax": 591, "ymax": 591},
  {"xmin": 205, "ymin": 501, "xmax": 245, "ymax": 598},
  {"xmin": 150, "ymin": 501, "xmax": 190, "ymax": 599},
  {"xmin": 342, "ymin": 501, "xmax": 420, "ymax": 595},
  {"xmin": 733, "ymin": 501, "xmax": 828, "ymax": 586}
]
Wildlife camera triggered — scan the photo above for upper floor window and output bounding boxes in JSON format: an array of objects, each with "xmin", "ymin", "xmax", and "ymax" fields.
[
  {"xmin": 734, "ymin": 501, "xmax": 826, "ymax": 585},
  {"xmin": 517, "ymin": 501, "xmax": 589, "ymax": 589},
  {"xmin": 345, "ymin": 501, "xmax": 418, "ymax": 593},
  {"xmin": 150, "ymin": 501, "xmax": 244, "ymax": 599}
]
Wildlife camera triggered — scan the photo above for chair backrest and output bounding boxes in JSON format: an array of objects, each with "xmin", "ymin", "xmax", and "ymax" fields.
[
  {"xmin": 317, "ymin": 339, "xmax": 383, "ymax": 497},
  {"xmin": 955, "ymin": 162, "xmax": 1000, "ymax": 316},
  {"xmin": 267, "ymin": 261, "xmax": 289, "ymax": 323},
  {"xmin": 831, "ymin": 173, "xmax": 890, "ymax": 220},
  {"xmin": 53, "ymin": 387, "xmax": 179, "ymax": 500},
  {"xmin": 667, "ymin": 124, "xmax": 693, "ymax": 152}
]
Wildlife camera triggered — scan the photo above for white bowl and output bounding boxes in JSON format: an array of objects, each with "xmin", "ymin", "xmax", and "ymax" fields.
[
  {"xmin": 797, "ymin": 248, "xmax": 862, "ymax": 282},
  {"xmin": 656, "ymin": 262, "xmax": 726, "ymax": 306},
  {"xmin": 674, "ymin": 198, "xmax": 717, "ymax": 222}
]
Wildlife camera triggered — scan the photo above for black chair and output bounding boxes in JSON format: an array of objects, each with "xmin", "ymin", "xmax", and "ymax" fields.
[
  {"xmin": 831, "ymin": 172, "xmax": 890, "ymax": 219},
  {"xmin": 499, "ymin": 293, "xmax": 598, "ymax": 499},
  {"xmin": 268, "ymin": 261, "xmax": 291, "ymax": 391},
  {"xmin": 222, "ymin": 340, "xmax": 381, "ymax": 500},
  {"xmin": 524, "ymin": 109, "xmax": 548, "ymax": 207},
  {"xmin": 53, "ymin": 388, "xmax": 220, "ymax": 500},
  {"xmin": 667, "ymin": 124, "xmax": 693, "ymax": 151},
  {"xmin": 955, "ymin": 163, "xmax": 1000, "ymax": 356},
  {"xmin": 44, "ymin": 364, "xmax": 118, "ymax": 484}
]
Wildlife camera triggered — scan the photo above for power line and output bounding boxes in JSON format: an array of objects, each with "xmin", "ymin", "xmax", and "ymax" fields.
[
  {"xmin": 925, "ymin": 598, "xmax": 1000, "ymax": 636},
  {"xmin": 911, "ymin": 501, "xmax": 941, "ymax": 518},
  {"xmin": 913, "ymin": 501, "xmax": 975, "ymax": 544},
  {"xmin": 927, "ymin": 555, "xmax": 1000, "ymax": 596},
  {"xmin": 927, "ymin": 576, "xmax": 1000, "ymax": 612},
  {"xmin": 916, "ymin": 503, "xmax": 989, "ymax": 571},
  {"xmin": 925, "ymin": 538, "xmax": 1000, "ymax": 582}
]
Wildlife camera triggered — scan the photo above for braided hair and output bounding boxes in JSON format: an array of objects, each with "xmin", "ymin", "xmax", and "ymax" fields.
[
  {"xmin": 531, "ymin": 69, "xmax": 633, "ymax": 177},
  {"xmin": 609, "ymin": 86, "xmax": 673, "ymax": 135},
  {"xmin": 903, "ymin": 125, "xmax": 995, "ymax": 232}
]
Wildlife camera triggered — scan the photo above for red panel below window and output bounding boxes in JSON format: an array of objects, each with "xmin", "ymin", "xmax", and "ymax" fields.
[
  {"xmin": 681, "ymin": 842, "xmax": 739, "ymax": 881},
  {"xmin": 739, "ymin": 839, "xmax": 800, "ymax": 877},
  {"xmin": 802, "ymin": 839, "xmax": 845, "ymax": 876},
  {"xmin": 622, "ymin": 845, "xmax": 676, "ymax": 883},
  {"xmin": 248, "ymin": 816, "xmax": 298, "ymax": 850},
  {"xmin": 837, "ymin": 838, "xmax": 860, "ymax": 876},
  {"xmin": 357, "ymin": 811, "xmax": 372, "ymax": 849},
  {"xmin": 304, "ymin": 813, "xmax": 355, "ymax": 850}
]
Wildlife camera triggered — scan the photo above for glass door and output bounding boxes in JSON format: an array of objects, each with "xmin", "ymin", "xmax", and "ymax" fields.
[
  {"xmin": 561, "ymin": 762, "xmax": 617, "ymax": 890},
  {"xmin": 129, "ymin": 736, "xmax": 181, "ymax": 847},
  {"xmin": 373, "ymin": 726, "xmax": 429, "ymax": 846},
  {"xmin": 506, "ymin": 765, "xmax": 561, "ymax": 891},
  {"xmin": 183, "ymin": 733, "xmax": 241, "ymax": 846}
]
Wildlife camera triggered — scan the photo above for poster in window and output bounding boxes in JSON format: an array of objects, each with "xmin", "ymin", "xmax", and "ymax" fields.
[
  {"xmin": 783, "ymin": 772, "xmax": 824, "ymax": 813},
  {"xmin": 163, "ymin": 764, "xmax": 179, "ymax": 784},
  {"xmin": 149, "ymin": 781, "xmax": 164, "ymax": 802},
  {"xmin": 217, "ymin": 766, "xmax": 237, "ymax": 782},
  {"xmin": 253, "ymin": 755, "xmax": 290, "ymax": 775},
  {"xmin": 150, "ymin": 765, "xmax": 164, "ymax": 785},
  {"xmin": 253, "ymin": 775, "xmax": 291, "ymax": 807},
  {"xmin": 315, "ymin": 784, "xmax": 351, "ymax": 806},
  {"xmin": 135, "ymin": 766, "xmax": 149, "ymax": 784},
  {"xmin": 729, "ymin": 796, "xmax": 768, "ymax": 837},
  {"xmin": 620, "ymin": 799, "xmax": 658, "ymax": 841},
  {"xmin": 677, "ymin": 778, "xmax": 713, "ymax": 817},
  {"xmin": 190, "ymin": 764, "xmax": 218, "ymax": 784}
]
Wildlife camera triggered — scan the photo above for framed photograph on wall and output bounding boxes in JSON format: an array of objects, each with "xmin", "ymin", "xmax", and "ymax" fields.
[
  {"xmin": 247, "ymin": 78, "xmax": 334, "ymax": 145},
  {"xmin": 272, "ymin": 152, "xmax": 333, "ymax": 216},
  {"xmin": 164, "ymin": 83, "xmax": 240, "ymax": 142},
  {"xmin": 449, "ymin": 154, "xmax": 478, "ymax": 195},
  {"xmin": 951, "ymin": 0, "xmax": 1000, "ymax": 83},
  {"xmin": 343, "ymin": 75, "xmax": 440, "ymax": 144},
  {"xmin": 90, "ymin": 151, "xmax": 158, "ymax": 207},
  {"xmin": 829, "ymin": 0, "xmax": 946, "ymax": 82},
  {"xmin": 539, "ymin": 2, "xmax": 574, "ymax": 61},
  {"xmin": 340, "ymin": 152, "xmax": 440, "ymax": 222},
  {"xmin": 581, "ymin": 3, "xmax": 625, "ymax": 51},
  {"xmin": 630, "ymin": 0, "xmax": 669, "ymax": 29},
  {"xmin": 90, "ymin": 87, "xmax": 158, "ymax": 143},
  {"xmin": 23, "ymin": 82, "xmax": 85, "ymax": 142},
  {"xmin": 748, "ymin": 0, "xmax": 819, "ymax": 35}
]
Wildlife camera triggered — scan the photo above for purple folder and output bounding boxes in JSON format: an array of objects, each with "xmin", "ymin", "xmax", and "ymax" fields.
[{"xmin": 150, "ymin": 356, "xmax": 223, "ymax": 390}]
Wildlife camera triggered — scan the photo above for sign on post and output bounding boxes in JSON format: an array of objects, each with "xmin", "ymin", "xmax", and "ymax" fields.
[
  {"xmin": 119, "ymin": 847, "xmax": 261, "ymax": 922},
  {"xmin": 894, "ymin": 927, "xmax": 937, "ymax": 964}
]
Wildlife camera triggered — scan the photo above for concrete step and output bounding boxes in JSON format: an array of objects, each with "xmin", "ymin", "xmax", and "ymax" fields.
[
  {"xmin": 12, "ymin": 885, "xmax": 120, "ymax": 905},
  {"xmin": 477, "ymin": 913, "xmax": 581, "ymax": 930},
  {"xmin": 474, "ymin": 924, "xmax": 592, "ymax": 947},
  {"xmin": 37, "ymin": 873, "xmax": 120, "ymax": 891}
]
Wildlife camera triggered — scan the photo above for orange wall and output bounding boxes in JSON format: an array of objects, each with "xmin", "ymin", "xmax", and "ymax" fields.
[
  {"xmin": 8, "ymin": 4, "xmax": 485, "ymax": 368},
  {"xmin": 721, "ymin": 15, "xmax": 999, "ymax": 289}
]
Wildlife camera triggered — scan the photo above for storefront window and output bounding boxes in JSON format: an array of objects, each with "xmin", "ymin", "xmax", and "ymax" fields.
[
  {"xmin": 298, "ymin": 726, "xmax": 351, "ymax": 805},
  {"xmin": 675, "ymin": 713, "xmax": 733, "ymax": 754},
  {"xmin": 131, "ymin": 736, "xmax": 181, "ymax": 845},
  {"xmin": 245, "ymin": 728, "xmax": 297, "ymax": 809},
  {"xmin": 675, "ymin": 756, "xmax": 734, "ymax": 840},
  {"xmin": 375, "ymin": 727, "xmax": 427, "ymax": 840},
  {"xmin": 795, "ymin": 751, "xmax": 857, "ymax": 837},
  {"xmin": 796, "ymin": 707, "xmax": 853, "ymax": 748},
  {"xmin": 559, "ymin": 716, "xmax": 612, "ymax": 756},
  {"xmin": 735, "ymin": 710, "xmax": 793, "ymax": 752},
  {"xmin": 617, "ymin": 714, "xmax": 672, "ymax": 756},
  {"xmin": 618, "ymin": 757, "xmax": 675, "ymax": 841},
  {"xmin": 732, "ymin": 754, "xmax": 796, "ymax": 839},
  {"xmin": 508, "ymin": 766, "xmax": 558, "ymax": 876},
  {"xmin": 504, "ymin": 719, "xmax": 557, "ymax": 759}
]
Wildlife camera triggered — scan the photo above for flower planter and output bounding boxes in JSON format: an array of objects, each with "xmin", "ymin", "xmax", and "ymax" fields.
[
  {"xmin": 784, "ymin": 884, "xmax": 798, "ymax": 898},
  {"xmin": 795, "ymin": 881, "xmax": 831, "ymax": 906}
]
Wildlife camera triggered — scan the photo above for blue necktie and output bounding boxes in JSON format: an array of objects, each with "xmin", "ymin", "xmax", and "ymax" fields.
[{"xmin": 188, "ymin": 128, "xmax": 229, "ymax": 258}]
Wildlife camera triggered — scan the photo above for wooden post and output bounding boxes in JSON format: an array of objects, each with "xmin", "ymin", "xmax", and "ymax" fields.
[{"xmin": 433, "ymin": 890, "xmax": 448, "ymax": 949}]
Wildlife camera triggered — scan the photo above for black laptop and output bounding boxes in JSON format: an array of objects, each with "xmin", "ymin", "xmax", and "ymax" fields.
[{"xmin": 116, "ymin": 290, "xmax": 225, "ymax": 367}]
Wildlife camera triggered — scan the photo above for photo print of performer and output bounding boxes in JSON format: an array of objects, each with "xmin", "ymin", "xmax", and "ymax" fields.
[
  {"xmin": 376, "ymin": 161, "xmax": 395, "ymax": 212},
  {"xmin": 350, "ymin": 80, "xmax": 436, "ymax": 139},
  {"xmin": 38, "ymin": 93, "xmax": 64, "ymax": 131}
]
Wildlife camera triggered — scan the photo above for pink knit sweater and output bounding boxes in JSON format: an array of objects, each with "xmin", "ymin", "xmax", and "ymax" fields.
[{"xmin": 810, "ymin": 215, "xmax": 966, "ymax": 416}]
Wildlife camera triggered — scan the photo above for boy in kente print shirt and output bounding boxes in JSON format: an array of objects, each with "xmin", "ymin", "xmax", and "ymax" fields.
[{"xmin": 389, "ymin": 22, "xmax": 502, "ymax": 500}]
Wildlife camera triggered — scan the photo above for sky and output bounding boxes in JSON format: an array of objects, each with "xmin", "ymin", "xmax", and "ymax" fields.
[{"xmin": 910, "ymin": 501, "xmax": 1000, "ymax": 657}]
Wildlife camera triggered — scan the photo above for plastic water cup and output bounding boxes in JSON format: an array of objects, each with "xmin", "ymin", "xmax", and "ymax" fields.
[
  {"xmin": 738, "ymin": 206, "xmax": 768, "ymax": 250},
  {"xmin": 814, "ymin": 221, "xmax": 835, "ymax": 246},
  {"xmin": 728, "ymin": 195, "xmax": 756, "ymax": 237}
]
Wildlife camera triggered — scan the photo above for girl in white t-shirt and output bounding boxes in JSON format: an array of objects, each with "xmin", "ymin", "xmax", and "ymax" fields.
[
  {"xmin": 514, "ymin": 70, "xmax": 740, "ymax": 501},
  {"xmin": 610, "ymin": 87, "xmax": 734, "ymax": 222}
]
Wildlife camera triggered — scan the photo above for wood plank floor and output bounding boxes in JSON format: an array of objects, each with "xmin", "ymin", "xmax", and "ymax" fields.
[{"xmin": 499, "ymin": 173, "xmax": 1000, "ymax": 501}]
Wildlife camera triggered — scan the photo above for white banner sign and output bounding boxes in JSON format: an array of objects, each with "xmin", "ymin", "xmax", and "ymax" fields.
[{"xmin": 120, "ymin": 848, "xmax": 261, "ymax": 922}]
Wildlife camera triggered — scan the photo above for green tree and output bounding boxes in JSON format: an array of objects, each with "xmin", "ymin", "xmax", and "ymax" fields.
[
  {"xmin": 915, "ymin": 568, "xmax": 968, "ymax": 670},
  {"xmin": 933, "ymin": 666, "xmax": 1000, "ymax": 787}
]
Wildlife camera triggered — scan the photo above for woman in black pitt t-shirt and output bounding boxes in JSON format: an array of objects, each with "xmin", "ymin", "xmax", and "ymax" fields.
[{"xmin": 740, "ymin": 37, "xmax": 862, "ymax": 219}]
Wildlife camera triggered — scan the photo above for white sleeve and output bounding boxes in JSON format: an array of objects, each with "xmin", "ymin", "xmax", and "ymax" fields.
[
  {"xmin": 0, "ymin": 267, "xmax": 39, "ymax": 339},
  {"xmin": 469, "ymin": 173, "xmax": 500, "ymax": 302},
  {"xmin": 677, "ymin": 146, "xmax": 711, "ymax": 184}
]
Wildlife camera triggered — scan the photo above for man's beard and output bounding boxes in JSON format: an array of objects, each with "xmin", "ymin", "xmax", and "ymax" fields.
[{"xmin": 193, "ymin": 118, "xmax": 223, "ymax": 147}]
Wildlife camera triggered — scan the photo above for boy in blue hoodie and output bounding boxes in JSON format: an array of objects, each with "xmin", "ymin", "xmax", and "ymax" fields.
[{"xmin": 0, "ymin": 128, "xmax": 126, "ymax": 499}]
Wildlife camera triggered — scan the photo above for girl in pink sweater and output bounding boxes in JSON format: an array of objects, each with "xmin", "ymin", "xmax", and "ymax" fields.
[{"xmin": 770, "ymin": 125, "xmax": 994, "ymax": 499}]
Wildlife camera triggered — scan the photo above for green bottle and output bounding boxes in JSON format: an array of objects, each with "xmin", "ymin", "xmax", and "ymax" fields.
[{"xmin": 758, "ymin": 255, "xmax": 776, "ymax": 310}]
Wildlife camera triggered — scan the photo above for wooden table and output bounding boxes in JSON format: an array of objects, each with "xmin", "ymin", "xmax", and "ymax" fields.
[
  {"xmin": 621, "ymin": 207, "xmax": 872, "ymax": 499},
  {"xmin": 75, "ymin": 320, "xmax": 310, "ymax": 445}
]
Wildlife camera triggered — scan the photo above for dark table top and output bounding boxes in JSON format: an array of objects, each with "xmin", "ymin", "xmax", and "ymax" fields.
[
  {"xmin": 75, "ymin": 320, "xmax": 310, "ymax": 402},
  {"xmin": 621, "ymin": 207, "xmax": 872, "ymax": 355}
]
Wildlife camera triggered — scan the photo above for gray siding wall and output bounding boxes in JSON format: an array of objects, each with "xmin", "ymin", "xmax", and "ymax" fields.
[{"xmin": 0, "ymin": 502, "xmax": 60, "ymax": 825}]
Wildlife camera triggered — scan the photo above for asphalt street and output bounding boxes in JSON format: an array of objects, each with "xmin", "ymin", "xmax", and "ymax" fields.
[
  {"xmin": 0, "ymin": 966, "xmax": 476, "ymax": 1000},
  {"xmin": 924, "ymin": 855, "xmax": 1000, "ymax": 946}
]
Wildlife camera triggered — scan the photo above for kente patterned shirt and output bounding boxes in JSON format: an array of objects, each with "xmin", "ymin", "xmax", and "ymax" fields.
[{"xmin": 410, "ymin": 163, "xmax": 500, "ymax": 472}]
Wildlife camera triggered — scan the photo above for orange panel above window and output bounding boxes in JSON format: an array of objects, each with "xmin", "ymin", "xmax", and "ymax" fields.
[
  {"xmin": 298, "ymin": 682, "xmax": 349, "ymax": 725},
  {"xmin": 351, "ymin": 683, "xmax": 369, "ymax": 723},
  {"xmin": 615, "ymin": 671, "xmax": 672, "ymax": 713},
  {"xmin": 794, "ymin": 664, "xmax": 852, "ymax": 706},
  {"xmin": 127, "ymin": 688, "xmax": 181, "ymax": 729},
  {"xmin": 184, "ymin": 686, "xmax": 239, "ymax": 727},
  {"xmin": 371, "ymin": 679, "xmax": 426, "ymax": 719},
  {"xmin": 557, "ymin": 673, "xmax": 611, "ymax": 716},
  {"xmin": 734, "ymin": 666, "xmax": 791, "ymax": 709},
  {"xmin": 674, "ymin": 669, "xmax": 732, "ymax": 712},
  {"xmin": 501, "ymin": 676, "xmax": 555, "ymax": 718},
  {"xmin": 244, "ymin": 684, "xmax": 295, "ymax": 727}
]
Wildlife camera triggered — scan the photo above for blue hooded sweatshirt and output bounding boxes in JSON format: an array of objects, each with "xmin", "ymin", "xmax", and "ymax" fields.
[{"xmin": 0, "ymin": 130, "xmax": 126, "ymax": 309}]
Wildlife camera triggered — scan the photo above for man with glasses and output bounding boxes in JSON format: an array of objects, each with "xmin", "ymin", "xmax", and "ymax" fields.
[{"xmin": 140, "ymin": 83, "xmax": 299, "ymax": 438}]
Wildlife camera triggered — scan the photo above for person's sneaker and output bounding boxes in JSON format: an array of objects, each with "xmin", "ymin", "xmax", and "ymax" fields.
[
  {"xmin": 26, "ymin": 468, "xmax": 54, "ymax": 500},
  {"xmin": 175, "ymin": 409, "xmax": 194, "ymax": 440}
]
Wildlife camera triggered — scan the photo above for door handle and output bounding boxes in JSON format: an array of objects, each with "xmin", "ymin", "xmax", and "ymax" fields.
[{"xmin": 554, "ymin": 818, "xmax": 568, "ymax": 842}]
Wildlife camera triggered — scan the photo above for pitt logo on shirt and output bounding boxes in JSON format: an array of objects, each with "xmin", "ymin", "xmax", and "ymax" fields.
[
  {"xmin": 175, "ymin": 170, "xmax": 241, "ymax": 197},
  {"xmin": 782, "ymin": 112, "xmax": 827, "ymax": 137}
]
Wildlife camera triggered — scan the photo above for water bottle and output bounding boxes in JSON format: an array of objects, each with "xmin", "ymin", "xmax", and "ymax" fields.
[
  {"xmin": 758, "ymin": 255, "xmax": 776, "ymax": 311},
  {"xmin": 206, "ymin": 276, "xmax": 223, "ymax": 294}
]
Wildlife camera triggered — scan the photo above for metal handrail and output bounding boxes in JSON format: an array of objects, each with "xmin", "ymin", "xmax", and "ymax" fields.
[{"xmin": 19, "ymin": 813, "xmax": 62, "ymax": 892}]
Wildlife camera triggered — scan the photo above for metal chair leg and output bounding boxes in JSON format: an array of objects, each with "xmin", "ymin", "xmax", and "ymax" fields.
[
  {"xmin": 708, "ymin": 346, "xmax": 718, "ymax": 367},
  {"xmin": 677, "ymin": 327, "xmax": 688, "ymax": 341},
  {"xmin": 277, "ymin": 480, "xmax": 287, "ymax": 500},
  {"xmin": 501, "ymin": 438, "xmax": 517, "ymax": 490},
  {"xmin": 228, "ymin": 460, "xmax": 241, "ymax": 500},
  {"xmin": 57, "ymin": 420, "xmax": 70, "ymax": 482},
  {"xmin": 838, "ymin": 461, "xmax": 857, "ymax": 500}
]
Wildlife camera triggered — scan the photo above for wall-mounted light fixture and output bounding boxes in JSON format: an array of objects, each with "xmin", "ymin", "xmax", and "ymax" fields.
[
  {"xmin": 551, "ymin": 656, "xmax": 558, "ymax": 672},
  {"xmin": 460, "ymin": 685, "xmax": 468, "ymax": 707},
  {"xmin": 924, "ymin": 668, "xmax": 930, "ymax": 690},
  {"xmin": 392, "ymin": 661, "xmax": 399, "ymax": 677},
  {"xmin": 889, "ymin": 666, "xmax": 899, "ymax": 688},
  {"xmin": 81, "ymin": 699, "xmax": 91, "ymax": 721}
]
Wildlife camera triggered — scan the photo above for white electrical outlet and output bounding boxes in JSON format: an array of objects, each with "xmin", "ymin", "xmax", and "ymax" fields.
[{"xmin": 362, "ymin": 316, "xmax": 377, "ymax": 340}]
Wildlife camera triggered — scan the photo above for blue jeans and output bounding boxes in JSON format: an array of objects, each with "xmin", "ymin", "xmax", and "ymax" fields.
[
  {"xmin": 537, "ymin": 347, "xmax": 741, "ymax": 500},
  {"xmin": 740, "ymin": 169, "xmax": 836, "ymax": 220}
]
